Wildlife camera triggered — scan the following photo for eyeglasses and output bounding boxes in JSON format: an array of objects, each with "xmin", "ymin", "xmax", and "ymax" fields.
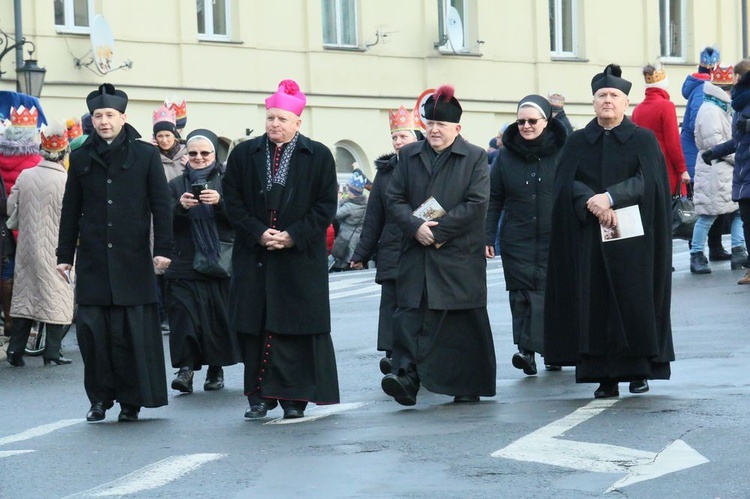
[
  {"xmin": 516, "ymin": 118, "xmax": 545, "ymax": 126},
  {"xmin": 188, "ymin": 151, "xmax": 214, "ymax": 158}
]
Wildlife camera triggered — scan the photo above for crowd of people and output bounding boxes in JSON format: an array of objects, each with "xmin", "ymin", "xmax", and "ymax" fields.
[{"xmin": 2, "ymin": 45, "xmax": 749, "ymax": 421}]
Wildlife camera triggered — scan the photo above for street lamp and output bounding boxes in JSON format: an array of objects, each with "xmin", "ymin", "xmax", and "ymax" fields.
[{"xmin": 0, "ymin": 28, "xmax": 46, "ymax": 98}]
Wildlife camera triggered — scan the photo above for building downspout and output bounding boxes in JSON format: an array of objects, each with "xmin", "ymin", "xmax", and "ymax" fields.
[{"xmin": 13, "ymin": 0, "xmax": 23, "ymax": 69}]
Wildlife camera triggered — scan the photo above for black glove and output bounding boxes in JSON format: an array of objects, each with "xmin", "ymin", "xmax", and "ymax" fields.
[
  {"xmin": 737, "ymin": 117, "xmax": 750, "ymax": 132},
  {"xmin": 701, "ymin": 149, "xmax": 714, "ymax": 163}
]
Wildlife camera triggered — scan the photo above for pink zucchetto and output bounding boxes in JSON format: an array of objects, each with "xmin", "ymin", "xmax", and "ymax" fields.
[{"xmin": 265, "ymin": 79, "xmax": 307, "ymax": 116}]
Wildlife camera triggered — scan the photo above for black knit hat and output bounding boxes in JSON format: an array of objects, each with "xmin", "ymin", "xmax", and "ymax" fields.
[
  {"xmin": 86, "ymin": 83, "xmax": 128, "ymax": 113},
  {"xmin": 153, "ymin": 120, "xmax": 178, "ymax": 137},
  {"xmin": 591, "ymin": 64, "xmax": 632, "ymax": 96},
  {"xmin": 424, "ymin": 85, "xmax": 462, "ymax": 123}
]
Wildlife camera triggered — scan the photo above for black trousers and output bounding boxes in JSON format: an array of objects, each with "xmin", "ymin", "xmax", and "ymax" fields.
[
  {"xmin": 739, "ymin": 200, "xmax": 750, "ymax": 265},
  {"xmin": 7, "ymin": 318, "xmax": 67, "ymax": 360}
]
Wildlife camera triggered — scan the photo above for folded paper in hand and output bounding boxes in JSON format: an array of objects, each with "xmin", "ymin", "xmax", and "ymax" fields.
[
  {"xmin": 600, "ymin": 205, "xmax": 644, "ymax": 242},
  {"xmin": 412, "ymin": 196, "xmax": 446, "ymax": 221}
]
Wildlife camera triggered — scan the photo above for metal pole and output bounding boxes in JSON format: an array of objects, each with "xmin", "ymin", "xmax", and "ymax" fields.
[
  {"xmin": 13, "ymin": 0, "xmax": 23, "ymax": 68},
  {"xmin": 744, "ymin": 0, "xmax": 748, "ymax": 59}
]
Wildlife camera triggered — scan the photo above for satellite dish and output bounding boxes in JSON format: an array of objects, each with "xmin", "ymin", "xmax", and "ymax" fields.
[
  {"xmin": 445, "ymin": 6, "xmax": 464, "ymax": 53},
  {"xmin": 90, "ymin": 15, "xmax": 116, "ymax": 74},
  {"xmin": 415, "ymin": 88, "xmax": 436, "ymax": 129}
]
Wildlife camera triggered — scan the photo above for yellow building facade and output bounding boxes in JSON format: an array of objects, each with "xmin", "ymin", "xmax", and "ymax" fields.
[{"xmin": 0, "ymin": 0, "xmax": 747, "ymax": 179}]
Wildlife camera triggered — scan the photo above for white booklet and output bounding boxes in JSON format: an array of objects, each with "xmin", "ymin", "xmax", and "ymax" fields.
[
  {"xmin": 600, "ymin": 204, "xmax": 644, "ymax": 242},
  {"xmin": 412, "ymin": 196, "xmax": 446, "ymax": 221}
]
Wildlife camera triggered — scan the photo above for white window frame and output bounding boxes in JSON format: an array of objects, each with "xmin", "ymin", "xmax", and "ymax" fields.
[
  {"xmin": 197, "ymin": 0, "xmax": 231, "ymax": 42},
  {"xmin": 659, "ymin": 0, "xmax": 686, "ymax": 62},
  {"xmin": 436, "ymin": 0, "xmax": 474, "ymax": 54},
  {"xmin": 54, "ymin": 0, "xmax": 95, "ymax": 34},
  {"xmin": 322, "ymin": 0, "xmax": 359, "ymax": 48},
  {"xmin": 549, "ymin": 0, "xmax": 578, "ymax": 58}
]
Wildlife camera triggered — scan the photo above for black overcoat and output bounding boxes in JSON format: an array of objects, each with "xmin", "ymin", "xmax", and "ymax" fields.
[
  {"xmin": 222, "ymin": 133, "xmax": 337, "ymax": 336},
  {"xmin": 544, "ymin": 117, "xmax": 675, "ymax": 373},
  {"xmin": 57, "ymin": 124, "xmax": 172, "ymax": 306},
  {"xmin": 485, "ymin": 119, "xmax": 567, "ymax": 290},
  {"xmin": 351, "ymin": 153, "xmax": 402, "ymax": 283},
  {"xmin": 388, "ymin": 137, "xmax": 489, "ymax": 310}
]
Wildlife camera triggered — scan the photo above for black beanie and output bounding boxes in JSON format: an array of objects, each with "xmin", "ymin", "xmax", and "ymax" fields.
[{"xmin": 153, "ymin": 120, "xmax": 178, "ymax": 137}]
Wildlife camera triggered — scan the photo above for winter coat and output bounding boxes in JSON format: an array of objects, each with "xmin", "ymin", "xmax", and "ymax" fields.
[
  {"xmin": 712, "ymin": 71, "xmax": 750, "ymax": 200},
  {"xmin": 159, "ymin": 145, "xmax": 188, "ymax": 182},
  {"xmin": 485, "ymin": 118, "xmax": 567, "ymax": 291},
  {"xmin": 57, "ymin": 124, "xmax": 173, "ymax": 306},
  {"xmin": 222, "ymin": 133, "xmax": 337, "ymax": 336},
  {"xmin": 0, "ymin": 152, "xmax": 42, "ymax": 196},
  {"xmin": 351, "ymin": 153, "xmax": 402, "ymax": 282},
  {"xmin": 632, "ymin": 87, "xmax": 687, "ymax": 194},
  {"xmin": 693, "ymin": 82, "xmax": 738, "ymax": 216},
  {"xmin": 331, "ymin": 192, "xmax": 367, "ymax": 267},
  {"xmin": 680, "ymin": 73, "xmax": 712, "ymax": 177},
  {"xmin": 8, "ymin": 160, "xmax": 74, "ymax": 324},
  {"xmin": 388, "ymin": 136, "xmax": 489, "ymax": 310},
  {"xmin": 164, "ymin": 164, "xmax": 234, "ymax": 280}
]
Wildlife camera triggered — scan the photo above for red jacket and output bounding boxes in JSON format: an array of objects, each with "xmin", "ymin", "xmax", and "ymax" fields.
[
  {"xmin": 0, "ymin": 153, "xmax": 43, "ymax": 195},
  {"xmin": 632, "ymin": 87, "xmax": 687, "ymax": 195}
]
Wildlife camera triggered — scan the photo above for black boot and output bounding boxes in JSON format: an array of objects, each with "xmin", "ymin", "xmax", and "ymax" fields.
[
  {"xmin": 512, "ymin": 349, "xmax": 537, "ymax": 375},
  {"xmin": 204, "ymin": 366, "xmax": 224, "ymax": 391},
  {"xmin": 690, "ymin": 252, "xmax": 711, "ymax": 274},
  {"xmin": 171, "ymin": 366, "xmax": 194, "ymax": 393},
  {"xmin": 708, "ymin": 247, "xmax": 732, "ymax": 261},
  {"xmin": 731, "ymin": 246, "xmax": 748, "ymax": 270}
]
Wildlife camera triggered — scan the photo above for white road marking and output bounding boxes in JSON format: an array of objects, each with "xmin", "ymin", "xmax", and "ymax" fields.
[
  {"xmin": 0, "ymin": 450, "xmax": 34, "ymax": 458},
  {"xmin": 265, "ymin": 402, "xmax": 368, "ymax": 425},
  {"xmin": 492, "ymin": 398, "xmax": 708, "ymax": 492},
  {"xmin": 329, "ymin": 284, "xmax": 382, "ymax": 299},
  {"xmin": 0, "ymin": 419, "xmax": 80, "ymax": 446},
  {"xmin": 64, "ymin": 453, "xmax": 225, "ymax": 498}
]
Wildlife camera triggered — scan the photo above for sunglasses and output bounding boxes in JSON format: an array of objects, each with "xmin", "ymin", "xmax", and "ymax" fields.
[
  {"xmin": 188, "ymin": 150, "xmax": 214, "ymax": 158},
  {"xmin": 516, "ymin": 118, "xmax": 544, "ymax": 126}
]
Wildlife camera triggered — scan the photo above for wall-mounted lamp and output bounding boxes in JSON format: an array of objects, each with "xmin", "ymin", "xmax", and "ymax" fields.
[{"xmin": 0, "ymin": 28, "xmax": 46, "ymax": 98}]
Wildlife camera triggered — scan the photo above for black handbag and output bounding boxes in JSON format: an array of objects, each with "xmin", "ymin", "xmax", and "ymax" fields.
[
  {"xmin": 193, "ymin": 241, "xmax": 233, "ymax": 278},
  {"xmin": 672, "ymin": 183, "xmax": 697, "ymax": 240}
]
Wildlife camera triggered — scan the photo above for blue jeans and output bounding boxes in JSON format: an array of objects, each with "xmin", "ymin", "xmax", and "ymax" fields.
[{"xmin": 690, "ymin": 211, "xmax": 745, "ymax": 254}]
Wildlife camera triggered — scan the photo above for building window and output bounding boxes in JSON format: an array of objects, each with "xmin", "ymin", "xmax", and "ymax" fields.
[
  {"xmin": 436, "ymin": 0, "xmax": 479, "ymax": 54},
  {"xmin": 197, "ymin": 0, "xmax": 230, "ymax": 41},
  {"xmin": 322, "ymin": 0, "xmax": 358, "ymax": 48},
  {"xmin": 660, "ymin": 0, "xmax": 685, "ymax": 60},
  {"xmin": 549, "ymin": 0, "xmax": 577, "ymax": 57},
  {"xmin": 54, "ymin": 0, "xmax": 94, "ymax": 33}
]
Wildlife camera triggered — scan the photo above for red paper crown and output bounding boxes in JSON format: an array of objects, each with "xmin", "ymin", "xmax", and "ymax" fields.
[
  {"xmin": 40, "ymin": 128, "xmax": 69, "ymax": 152},
  {"xmin": 166, "ymin": 99, "xmax": 187, "ymax": 119},
  {"xmin": 711, "ymin": 65, "xmax": 734, "ymax": 85},
  {"xmin": 388, "ymin": 105, "xmax": 421, "ymax": 133},
  {"xmin": 66, "ymin": 118, "xmax": 83, "ymax": 139},
  {"xmin": 10, "ymin": 106, "xmax": 38, "ymax": 127}
]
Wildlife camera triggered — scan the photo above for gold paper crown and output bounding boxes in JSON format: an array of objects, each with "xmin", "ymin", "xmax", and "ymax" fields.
[
  {"xmin": 644, "ymin": 67, "xmax": 667, "ymax": 84},
  {"xmin": 66, "ymin": 118, "xmax": 83, "ymax": 139},
  {"xmin": 711, "ymin": 65, "xmax": 734, "ymax": 85},
  {"xmin": 388, "ymin": 105, "xmax": 421, "ymax": 133},
  {"xmin": 40, "ymin": 122, "xmax": 69, "ymax": 152},
  {"xmin": 10, "ymin": 106, "xmax": 38, "ymax": 127}
]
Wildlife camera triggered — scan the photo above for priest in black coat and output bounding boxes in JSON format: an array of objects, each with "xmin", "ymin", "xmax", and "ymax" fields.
[
  {"xmin": 57, "ymin": 84, "xmax": 173, "ymax": 422},
  {"xmin": 544, "ymin": 65, "xmax": 675, "ymax": 399}
]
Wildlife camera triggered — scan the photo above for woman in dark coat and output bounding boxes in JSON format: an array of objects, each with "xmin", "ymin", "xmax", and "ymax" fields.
[
  {"xmin": 350, "ymin": 106, "xmax": 423, "ymax": 374},
  {"xmin": 485, "ymin": 95, "xmax": 567, "ymax": 376},
  {"xmin": 165, "ymin": 129, "xmax": 240, "ymax": 393}
]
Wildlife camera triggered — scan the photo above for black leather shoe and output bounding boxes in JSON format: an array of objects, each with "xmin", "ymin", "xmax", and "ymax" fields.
[
  {"xmin": 44, "ymin": 356, "xmax": 72, "ymax": 366},
  {"xmin": 7, "ymin": 351, "xmax": 24, "ymax": 367},
  {"xmin": 381, "ymin": 373, "xmax": 418, "ymax": 406},
  {"xmin": 453, "ymin": 395, "xmax": 480, "ymax": 403},
  {"xmin": 594, "ymin": 381, "xmax": 619, "ymax": 399},
  {"xmin": 86, "ymin": 400, "xmax": 114, "ymax": 422},
  {"xmin": 379, "ymin": 356, "xmax": 392, "ymax": 375},
  {"xmin": 545, "ymin": 364, "xmax": 562, "ymax": 371},
  {"xmin": 283, "ymin": 407, "xmax": 305, "ymax": 419},
  {"xmin": 512, "ymin": 351, "xmax": 537, "ymax": 375},
  {"xmin": 709, "ymin": 247, "xmax": 732, "ymax": 261},
  {"xmin": 204, "ymin": 366, "xmax": 224, "ymax": 391},
  {"xmin": 244, "ymin": 400, "xmax": 278, "ymax": 419},
  {"xmin": 629, "ymin": 379, "xmax": 649, "ymax": 394},
  {"xmin": 118, "ymin": 404, "xmax": 140, "ymax": 422},
  {"xmin": 171, "ymin": 367, "xmax": 194, "ymax": 393}
]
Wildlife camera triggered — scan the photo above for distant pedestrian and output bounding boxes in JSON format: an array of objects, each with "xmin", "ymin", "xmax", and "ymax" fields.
[{"xmin": 329, "ymin": 170, "xmax": 368, "ymax": 271}]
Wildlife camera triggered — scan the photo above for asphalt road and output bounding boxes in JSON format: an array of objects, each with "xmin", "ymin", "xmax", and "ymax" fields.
[{"xmin": 1, "ymin": 239, "xmax": 749, "ymax": 498}]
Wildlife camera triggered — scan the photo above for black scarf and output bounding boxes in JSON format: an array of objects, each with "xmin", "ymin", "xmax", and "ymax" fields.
[
  {"xmin": 92, "ymin": 128, "xmax": 128, "ymax": 167},
  {"xmin": 160, "ymin": 141, "xmax": 182, "ymax": 160},
  {"xmin": 186, "ymin": 163, "xmax": 221, "ymax": 264}
]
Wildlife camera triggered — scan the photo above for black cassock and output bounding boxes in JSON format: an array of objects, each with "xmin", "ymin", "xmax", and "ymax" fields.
[{"xmin": 544, "ymin": 117, "xmax": 675, "ymax": 382}]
